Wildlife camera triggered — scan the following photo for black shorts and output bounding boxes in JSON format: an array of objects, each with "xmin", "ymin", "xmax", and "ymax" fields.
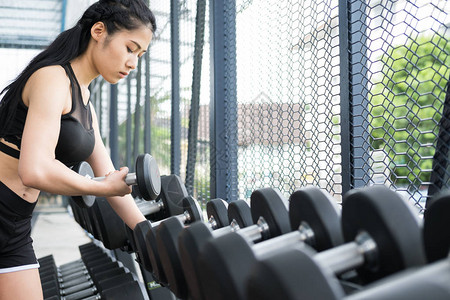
[{"xmin": 0, "ymin": 181, "xmax": 39, "ymax": 273}]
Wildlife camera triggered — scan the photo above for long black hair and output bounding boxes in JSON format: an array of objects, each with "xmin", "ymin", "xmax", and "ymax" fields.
[{"xmin": 0, "ymin": 0, "xmax": 156, "ymax": 136}]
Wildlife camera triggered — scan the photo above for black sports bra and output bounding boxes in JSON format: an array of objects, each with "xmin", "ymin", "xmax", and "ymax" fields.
[{"xmin": 0, "ymin": 63, "xmax": 95, "ymax": 167}]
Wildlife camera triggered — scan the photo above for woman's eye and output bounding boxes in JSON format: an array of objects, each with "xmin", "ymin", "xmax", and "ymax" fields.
[{"xmin": 127, "ymin": 47, "xmax": 134, "ymax": 53}]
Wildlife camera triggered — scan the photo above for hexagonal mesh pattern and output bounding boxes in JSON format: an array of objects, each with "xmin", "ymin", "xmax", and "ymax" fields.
[
  {"xmin": 234, "ymin": 0, "xmax": 450, "ymax": 209},
  {"xmin": 359, "ymin": 0, "xmax": 450, "ymax": 209},
  {"xmin": 235, "ymin": 0, "xmax": 342, "ymax": 200}
]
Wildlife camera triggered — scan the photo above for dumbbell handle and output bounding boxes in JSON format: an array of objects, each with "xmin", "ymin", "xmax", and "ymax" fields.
[
  {"xmin": 314, "ymin": 231, "xmax": 378, "ymax": 275},
  {"xmin": 151, "ymin": 211, "xmax": 191, "ymax": 228},
  {"xmin": 61, "ymin": 280, "xmax": 94, "ymax": 296},
  {"xmin": 59, "ymin": 259, "xmax": 83, "ymax": 270},
  {"xmin": 211, "ymin": 217, "xmax": 270, "ymax": 243},
  {"xmin": 92, "ymin": 173, "xmax": 137, "ymax": 185},
  {"xmin": 63, "ymin": 286, "xmax": 97, "ymax": 300},
  {"xmin": 252, "ymin": 221, "xmax": 316, "ymax": 259},
  {"xmin": 140, "ymin": 199, "xmax": 164, "ymax": 216}
]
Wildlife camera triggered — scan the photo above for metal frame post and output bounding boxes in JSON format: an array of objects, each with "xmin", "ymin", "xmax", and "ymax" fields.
[
  {"xmin": 339, "ymin": 0, "xmax": 369, "ymax": 194},
  {"xmin": 170, "ymin": 0, "xmax": 181, "ymax": 176},
  {"xmin": 109, "ymin": 84, "xmax": 119, "ymax": 168},
  {"xmin": 209, "ymin": 0, "xmax": 238, "ymax": 201},
  {"xmin": 144, "ymin": 52, "xmax": 152, "ymax": 154},
  {"xmin": 185, "ymin": 0, "xmax": 207, "ymax": 194}
]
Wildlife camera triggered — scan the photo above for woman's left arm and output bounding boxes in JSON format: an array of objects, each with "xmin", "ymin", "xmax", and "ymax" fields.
[{"xmin": 86, "ymin": 103, "xmax": 146, "ymax": 230}]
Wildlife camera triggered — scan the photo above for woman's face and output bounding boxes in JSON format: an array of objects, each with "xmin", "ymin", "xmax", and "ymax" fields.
[{"xmin": 92, "ymin": 24, "xmax": 153, "ymax": 84}]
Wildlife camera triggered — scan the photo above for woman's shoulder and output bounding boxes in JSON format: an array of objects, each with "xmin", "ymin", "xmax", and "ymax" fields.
[
  {"xmin": 29, "ymin": 65, "xmax": 69, "ymax": 82},
  {"xmin": 23, "ymin": 65, "xmax": 71, "ymax": 107},
  {"xmin": 25, "ymin": 65, "xmax": 71, "ymax": 92}
]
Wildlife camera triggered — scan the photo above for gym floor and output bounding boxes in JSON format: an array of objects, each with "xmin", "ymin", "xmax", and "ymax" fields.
[{"xmin": 31, "ymin": 207, "xmax": 91, "ymax": 266}]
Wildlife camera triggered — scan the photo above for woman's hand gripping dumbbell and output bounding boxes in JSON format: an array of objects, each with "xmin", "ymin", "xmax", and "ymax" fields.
[{"xmin": 72, "ymin": 153, "xmax": 161, "ymax": 207}]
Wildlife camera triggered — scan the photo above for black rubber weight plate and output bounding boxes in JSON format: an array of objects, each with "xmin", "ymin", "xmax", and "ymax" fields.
[
  {"xmin": 423, "ymin": 190, "xmax": 450, "ymax": 263},
  {"xmin": 342, "ymin": 185, "xmax": 426, "ymax": 283},
  {"xmin": 136, "ymin": 153, "xmax": 161, "ymax": 200},
  {"xmin": 178, "ymin": 222, "xmax": 215, "ymax": 300},
  {"xmin": 289, "ymin": 186, "xmax": 344, "ymax": 251},
  {"xmin": 198, "ymin": 232, "xmax": 258, "ymax": 300},
  {"xmin": 72, "ymin": 161, "xmax": 96, "ymax": 208},
  {"xmin": 247, "ymin": 245, "xmax": 344, "ymax": 300},
  {"xmin": 250, "ymin": 188, "xmax": 291, "ymax": 238},
  {"xmin": 206, "ymin": 198, "xmax": 229, "ymax": 228},
  {"xmin": 183, "ymin": 196, "xmax": 203, "ymax": 223},
  {"xmin": 133, "ymin": 220, "xmax": 153, "ymax": 272},
  {"xmin": 145, "ymin": 226, "xmax": 167, "ymax": 284},
  {"xmin": 228, "ymin": 200, "xmax": 253, "ymax": 228},
  {"xmin": 156, "ymin": 217, "xmax": 187, "ymax": 299},
  {"xmin": 155, "ymin": 175, "xmax": 188, "ymax": 219}
]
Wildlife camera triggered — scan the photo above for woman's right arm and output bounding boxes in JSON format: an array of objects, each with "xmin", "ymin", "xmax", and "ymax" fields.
[{"xmin": 18, "ymin": 66, "xmax": 128, "ymax": 198}]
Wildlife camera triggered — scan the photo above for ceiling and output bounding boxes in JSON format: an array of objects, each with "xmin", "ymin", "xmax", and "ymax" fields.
[{"xmin": 0, "ymin": 0, "xmax": 65, "ymax": 49}]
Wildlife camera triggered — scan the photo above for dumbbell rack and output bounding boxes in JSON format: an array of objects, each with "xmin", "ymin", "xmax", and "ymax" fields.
[
  {"xmin": 38, "ymin": 243, "xmax": 150, "ymax": 300},
  {"xmin": 66, "ymin": 175, "xmax": 187, "ymax": 300}
]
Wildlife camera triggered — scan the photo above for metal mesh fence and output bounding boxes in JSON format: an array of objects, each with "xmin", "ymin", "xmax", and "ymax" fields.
[
  {"xmin": 232, "ymin": 0, "xmax": 449, "ymax": 210},
  {"xmin": 235, "ymin": 0, "xmax": 342, "ymax": 200},
  {"xmin": 147, "ymin": 0, "xmax": 211, "ymax": 205},
  {"xmin": 353, "ymin": 0, "xmax": 450, "ymax": 210},
  {"xmin": 146, "ymin": 1, "xmax": 173, "ymax": 176},
  {"xmin": 180, "ymin": 0, "xmax": 211, "ymax": 204}
]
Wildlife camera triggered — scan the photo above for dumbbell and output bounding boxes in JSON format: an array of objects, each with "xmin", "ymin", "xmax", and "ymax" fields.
[
  {"xmin": 196, "ymin": 186, "xmax": 343, "ymax": 300},
  {"xmin": 39, "ymin": 248, "xmax": 107, "ymax": 284},
  {"xmin": 133, "ymin": 196, "xmax": 230, "ymax": 286},
  {"xmin": 239, "ymin": 185, "xmax": 427, "ymax": 300},
  {"xmin": 156, "ymin": 188, "xmax": 289, "ymax": 299},
  {"xmin": 73, "ymin": 175, "xmax": 188, "ymax": 251},
  {"xmin": 226, "ymin": 199, "xmax": 254, "ymax": 228},
  {"xmin": 131, "ymin": 196, "xmax": 205, "ymax": 277},
  {"xmin": 40, "ymin": 251, "xmax": 123, "ymax": 299},
  {"xmin": 126, "ymin": 179, "xmax": 194, "ymax": 253},
  {"xmin": 161, "ymin": 199, "xmax": 253, "ymax": 299},
  {"xmin": 423, "ymin": 189, "xmax": 450, "ymax": 263},
  {"xmin": 40, "ymin": 257, "xmax": 108, "ymax": 291},
  {"xmin": 40, "ymin": 252, "xmax": 115, "ymax": 292},
  {"xmin": 153, "ymin": 198, "xmax": 253, "ymax": 293},
  {"xmin": 40, "ymin": 244, "xmax": 116, "ymax": 289},
  {"xmin": 72, "ymin": 153, "xmax": 161, "ymax": 207},
  {"xmin": 247, "ymin": 246, "xmax": 450, "ymax": 300},
  {"xmin": 77, "ymin": 280, "xmax": 149, "ymax": 300},
  {"xmin": 43, "ymin": 255, "xmax": 140, "ymax": 300},
  {"xmin": 45, "ymin": 272, "xmax": 143, "ymax": 300}
]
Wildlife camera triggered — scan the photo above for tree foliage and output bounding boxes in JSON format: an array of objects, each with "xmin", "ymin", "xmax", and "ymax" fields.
[{"xmin": 369, "ymin": 33, "xmax": 450, "ymax": 186}]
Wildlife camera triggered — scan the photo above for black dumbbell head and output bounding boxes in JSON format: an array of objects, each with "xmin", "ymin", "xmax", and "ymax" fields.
[
  {"xmin": 91, "ymin": 198, "xmax": 128, "ymax": 250},
  {"xmin": 136, "ymin": 153, "xmax": 161, "ymax": 200},
  {"xmin": 206, "ymin": 198, "xmax": 229, "ymax": 228},
  {"xmin": 133, "ymin": 220, "xmax": 154, "ymax": 271},
  {"xmin": 247, "ymin": 245, "xmax": 344, "ymax": 300},
  {"xmin": 250, "ymin": 188, "xmax": 291, "ymax": 238},
  {"xmin": 342, "ymin": 185, "xmax": 426, "ymax": 283},
  {"xmin": 151, "ymin": 175, "xmax": 188, "ymax": 220},
  {"xmin": 72, "ymin": 161, "xmax": 96, "ymax": 207},
  {"xmin": 146, "ymin": 226, "xmax": 168, "ymax": 284},
  {"xmin": 228, "ymin": 200, "xmax": 253, "ymax": 228},
  {"xmin": 156, "ymin": 217, "xmax": 187, "ymax": 298},
  {"xmin": 178, "ymin": 221, "xmax": 216, "ymax": 300},
  {"xmin": 423, "ymin": 189, "xmax": 450, "ymax": 263},
  {"xmin": 183, "ymin": 196, "xmax": 203, "ymax": 223},
  {"xmin": 289, "ymin": 186, "xmax": 344, "ymax": 251},
  {"xmin": 198, "ymin": 232, "xmax": 258, "ymax": 300}
]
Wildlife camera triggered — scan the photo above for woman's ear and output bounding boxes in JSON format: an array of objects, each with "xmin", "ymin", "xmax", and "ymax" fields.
[{"xmin": 90, "ymin": 21, "xmax": 107, "ymax": 42}]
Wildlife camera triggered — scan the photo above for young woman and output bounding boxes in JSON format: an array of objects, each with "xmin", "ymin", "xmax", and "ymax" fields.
[{"xmin": 0, "ymin": 1, "xmax": 156, "ymax": 298}]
